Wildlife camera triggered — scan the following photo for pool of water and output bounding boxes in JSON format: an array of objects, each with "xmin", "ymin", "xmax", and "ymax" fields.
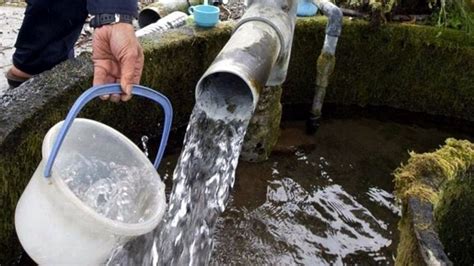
[{"xmin": 156, "ymin": 116, "xmax": 472, "ymax": 265}]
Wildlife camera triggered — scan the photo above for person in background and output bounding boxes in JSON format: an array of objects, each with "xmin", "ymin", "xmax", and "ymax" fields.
[{"xmin": 5, "ymin": 0, "xmax": 144, "ymax": 102}]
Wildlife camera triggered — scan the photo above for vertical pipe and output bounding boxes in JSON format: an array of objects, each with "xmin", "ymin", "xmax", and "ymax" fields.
[{"xmin": 307, "ymin": 0, "xmax": 342, "ymax": 134}]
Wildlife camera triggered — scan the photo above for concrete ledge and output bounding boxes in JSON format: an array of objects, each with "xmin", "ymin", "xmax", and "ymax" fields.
[{"xmin": 394, "ymin": 138, "xmax": 474, "ymax": 265}]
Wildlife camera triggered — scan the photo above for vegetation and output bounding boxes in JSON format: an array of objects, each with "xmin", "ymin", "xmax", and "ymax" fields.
[
  {"xmin": 335, "ymin": 0, "xmax": 474, "ymax": 33},
  {"xmin": 395, "ymin": 203, "xmax": 426, "ymax": 265},
  {"xmin": 394, "ymin": 139, "xmax": 473, "ymax": 204},
  {"xmin": 394, "ymin": 138, "xmax": 474, "ymax": 264},
  {"xmin": 428, "ymin": 0, "xmax": 474, "ymax": 32}
]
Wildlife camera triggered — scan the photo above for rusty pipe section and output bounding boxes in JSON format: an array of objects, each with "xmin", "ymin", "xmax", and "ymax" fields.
[{"xmin": 195, "ymin": 0, "xmax": 297, "ymax": 121}]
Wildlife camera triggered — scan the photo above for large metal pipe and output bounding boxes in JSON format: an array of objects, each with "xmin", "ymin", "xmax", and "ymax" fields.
[{"xmin": 195, "ymin": 0, "xmax": 298, "ymax": 121}]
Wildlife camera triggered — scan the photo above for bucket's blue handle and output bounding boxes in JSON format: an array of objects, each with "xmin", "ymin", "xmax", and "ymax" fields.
[{"xmin": 44, "ymin": 84, "xmax": 173, "ymax": 177}]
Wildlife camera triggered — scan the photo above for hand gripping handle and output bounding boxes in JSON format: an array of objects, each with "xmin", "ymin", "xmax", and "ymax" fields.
[{"xmin": 44, "ymin": 84, "xmax": 173, "ymax": 177}]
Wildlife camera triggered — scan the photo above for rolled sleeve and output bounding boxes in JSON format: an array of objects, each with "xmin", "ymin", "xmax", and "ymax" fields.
[{"xmin": 87, "ymin": 0, "xmax": 138, "ymax": 17}]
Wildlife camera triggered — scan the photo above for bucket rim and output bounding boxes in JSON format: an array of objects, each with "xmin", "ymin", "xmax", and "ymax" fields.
[{"xmin": 42, "ymin": 118, "xmax": 166, "ymax": 236}]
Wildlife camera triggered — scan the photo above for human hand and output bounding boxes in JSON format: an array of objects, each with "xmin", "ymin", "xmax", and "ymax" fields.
[{"xmin": 92, "ymin": 23, "xmax": 144, "ymax": 102}]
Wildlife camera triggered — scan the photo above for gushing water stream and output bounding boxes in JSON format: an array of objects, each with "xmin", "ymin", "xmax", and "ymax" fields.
[{"xmin": 108, "ymin": 104, "xmax": 252, "ymax": 265}]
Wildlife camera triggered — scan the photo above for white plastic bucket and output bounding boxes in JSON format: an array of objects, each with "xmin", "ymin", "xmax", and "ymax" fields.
[{"xmin": 15, "ymin": 118, "xmax": 167, "ymax": 265}]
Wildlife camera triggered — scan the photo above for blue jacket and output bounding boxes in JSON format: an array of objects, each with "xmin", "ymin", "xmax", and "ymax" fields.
[{"xmin": 87, "ymin": 0, "xmax": 138, "ymax": 17}]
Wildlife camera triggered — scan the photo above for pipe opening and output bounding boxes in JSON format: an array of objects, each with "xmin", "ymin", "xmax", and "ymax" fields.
[
  {"xmin": 196, "ymin": 72, "xmax": 255, "ymax": 122},
  {"xmin": 138, "ymin": 9, "xmax": 161, "ymax": 28}
]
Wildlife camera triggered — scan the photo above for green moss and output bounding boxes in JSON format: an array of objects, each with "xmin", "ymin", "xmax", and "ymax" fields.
[
  {"xmin": 394, "ymin": 138, "xmax": 474, "ymax": 265},
  {"xmin": 435, "ymin": 167, "xmax": 474, "ymax": 264},
  {"xmin": 396, "ymin": 207, "xmax": 426, "ymax": 266},
  {"xmin": 394, "ymin": 138, "xmax": 474, "ymax": 205},
  {"xmin": 241, "ymin": 85, "xmax": 283, "ymax": 162}
]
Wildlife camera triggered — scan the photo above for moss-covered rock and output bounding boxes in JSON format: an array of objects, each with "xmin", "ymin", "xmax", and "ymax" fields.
[
  {"xmin": 396, "ymin": 196, "xmax": 446, "ymax": 266},
  {"xmin": 394, "ymin": 138, "xmax": 474, "ymax": 265},
  {"xmin": 394, "ymin": 138, "xmax": 474, "ymax": 204}
]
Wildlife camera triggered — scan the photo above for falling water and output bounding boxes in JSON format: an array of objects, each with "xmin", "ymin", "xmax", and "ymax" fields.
[
  {"xmin": 109, "ymin": 104, "xmax": 252, "ymax": 264},
  {"xmin": 141, "ymin": 135, "xmax": 150, "ymax": 157}
]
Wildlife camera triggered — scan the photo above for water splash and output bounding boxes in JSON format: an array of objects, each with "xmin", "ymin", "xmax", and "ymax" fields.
[
  {"xmin": 58, "ymin": 153, "xmax": 161, "ymax": 223},
  {"xmin": 141, "ymin": 135, "xmax": 150, "ymax": 157}
]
